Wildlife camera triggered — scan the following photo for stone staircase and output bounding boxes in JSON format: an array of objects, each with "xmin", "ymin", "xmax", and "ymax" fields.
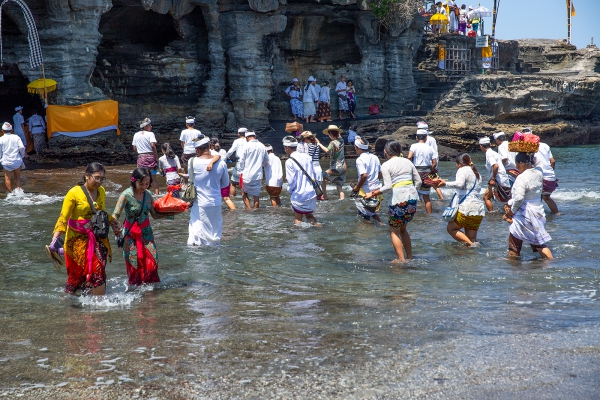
[{"xmin": 400, "ymin": 71, "xmax": 460, "ymax": 116}]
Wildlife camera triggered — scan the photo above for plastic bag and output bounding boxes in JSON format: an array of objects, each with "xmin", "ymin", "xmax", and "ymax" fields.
[{"xmin": 153, "ymin": 191, "xmax": 188, "ymax": 214}]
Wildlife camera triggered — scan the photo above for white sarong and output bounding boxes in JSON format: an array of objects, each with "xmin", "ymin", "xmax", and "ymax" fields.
[
  {"xmin": 291, "ymin": 197, "xmax": 317, "ymax": 214},
  {"xmin": 242, "ymin": 178, "xmax": 261, "ymax": 197},
  {"xmin": 509, "ymin": 201, "xmax": 551, "ymax": 246},
  {"xmin": 188, "ymin": 204, "xmax": 223, "ymax": 246}
]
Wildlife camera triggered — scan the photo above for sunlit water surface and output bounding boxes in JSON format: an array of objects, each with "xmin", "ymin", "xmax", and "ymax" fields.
[{"xmin": 0, "ymin": 145, "xmax": 598, "ymax": 392}]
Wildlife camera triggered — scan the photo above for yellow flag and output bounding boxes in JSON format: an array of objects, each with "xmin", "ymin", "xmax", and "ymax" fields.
[{"xmin": 572, "ymin": 4, "xmax": 576, "ymax": 17}]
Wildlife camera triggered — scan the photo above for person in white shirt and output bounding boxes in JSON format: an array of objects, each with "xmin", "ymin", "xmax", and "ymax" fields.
[
  {"xmin": 158, "ymin": 142, "xmax": 183, "ymax": 198},
  {"xmin": 364, "ymin": 141, "xmax": 421, "ymax": 263},
  {"xmin": 407, "ymin": 130, "xmax": 436, "ymax": 213},
  {"xmin": 0, "ymin": 122, "xmax": 25, "ymax": 194},
  {"xmin": 210, "ymin": 138, "xmax": 235, "ymax": 210},
  {"xmin": 226, "ymin": 127, "xmax": 248, "ymax": 197},
  {"xmin": 187, "ymin": 138, "xmax": 230, "ymax": 246},
  {"xmin": 504, "ymin": 152, "xmax": 553, "ymax": 259},
  {"xmin": 493, "ymin": 131, "xmax": 519, "ymax": 184},
  {"xmin": 179, "ymin": 117, "xmax": 203, "ymax": 171},
  {"xmin": 303, "ymin": 76, "xmax": 319, "ymax": 123},
  {"xmin": 335, "ymin": 75, "xmax": 349, "ymax": 120},
  {"xmin": 263, "ymin": 144, "xmax": 283, "ymax": 207},
  {"xmin": 12, "ymin": 106, "xmax": 27, "ymax": 153},
  {"xmin": 534, "ymin": 142, "xmax": 559, "ymax": 214},
  {"xmin": 352, "ymin": 136, "xmax": 382, "ymax": 223},
  {"xmin": 479, "ymin": 137, "xmax": 511, "ymax": 211},
  {"xmin": 417, "ymin": 121, "xmax": 445, "ymax": 200},
  {"xmin": 132, "ymin": 117, "xmax": 160, "ymax": 195},
  {"xmin": 28, "ymin": 110, "xmax": 46, "ymax": 154},
  {"xmin": 283, "ymin": 136, "xmax": 320, "ymax": 226},
  {"xmin": 317, "ymin": 81, "xmax": 332, "ymax": 122},
  {"xmin": 438, "ymin": 153, "xmax": 486, "ymax": 246},
  {"xmin": 238, "ymin": 131, "xmax": 269, "ymax": 210}
]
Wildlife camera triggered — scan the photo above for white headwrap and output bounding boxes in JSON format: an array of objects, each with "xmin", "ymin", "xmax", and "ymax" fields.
[
  {"xmin": 308, "ymin": 76, "xmax": 316, "ymax": 82},
  {"xmin": 245, "ymin": 131, "xmax": 256, "ymax": 137},
  {"xmin": 2, "ymin": 122, "xmax": 12, "ymax": 131},
  {"xmin": 186, "ymin": 117, "xmax": 195, "ymax": 124},
  {"xmin": 282, "ymin": 137, "xmax": 298, "ymax": 147},
  {"xmin": 194, "ymin": 137, "xmax": 210, "ymax": 148},
  {"xmin": 292, "ymin": 78, "xmax": 298, "ymax": 83},
  {"xmin": 264, "ymin": 145, "xmax": 273, "ymax": 151},
  {"xmin": 493, "ymin": 132, "xmax": 506, "ymax": 140},
  {"xmin": 416, "ymin": 129, "xmax": 429, "ymax": 136},
  {"xmin": 522, "ymin": 126, "xmax": 532, "ymax": 133},
  {"xmin": 416, "ymin": 121, "xmax": 428, "ymax": 130},
  {"xmin": 354, "ymin": 136, "xmax": 369, "ymax": 150},
  {"xmin": 238, "ymin": 127, "xmax": 248, "ymax": 134},
  {"xmin": 479, "ymin": 137, "xmax": 491, "ymax": 145},
  {"xmin": 15, "ymin": 106, "xmax": 23, "ymax": 112},
  {"xmin": 139, "ymin": 118, "xmax": 151, "ymax": 129}
]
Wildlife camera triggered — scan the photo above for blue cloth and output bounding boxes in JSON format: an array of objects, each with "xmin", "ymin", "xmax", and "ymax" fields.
[{"xmin": 347, "ymin": 129, "xmax": 357, "ymax": 144}]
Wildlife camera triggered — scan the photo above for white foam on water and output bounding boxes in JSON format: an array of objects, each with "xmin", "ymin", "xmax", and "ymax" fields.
[
  {"xmin": 2, "ymin": 192, "xmax": 62, "ymax": 206},
  {"xmin": 551, "ymin": 189, "xmax": 600, "ymax": 201},
  {"xmin": 76, "ymin": 285, "xmax": 154, "ymax": 309}
]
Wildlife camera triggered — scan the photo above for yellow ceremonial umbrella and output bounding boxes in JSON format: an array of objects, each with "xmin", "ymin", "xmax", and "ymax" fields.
[
  {"xmin": 27, "ymin": 78, "xmax": 57, "ymax": 95},
  {"xmin": 430, "ymin": 13, "xmax": 449, "ymax": 33}
]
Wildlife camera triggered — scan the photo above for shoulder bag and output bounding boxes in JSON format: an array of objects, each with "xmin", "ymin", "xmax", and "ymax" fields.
[
  {"xmin": 182, "ymin": 156, "xmax": 197, "ymax": 203},
  {"xmin": 289, "ymin": 156, "xmax": 324, "ymax": 198},
  {"xmin": 442, "ymin": 179, "xmax": 477, "ymax": 222},
  {"xmin": 80, "ymin": 185, "xmax": 110, "ymax": 239}
]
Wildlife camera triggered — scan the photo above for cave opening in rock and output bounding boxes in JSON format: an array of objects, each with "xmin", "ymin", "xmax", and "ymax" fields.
[
  {"xmin": 92, "ymin": 2, "xmax": 210, "ymax": 107},
  {"xmin": 0, "ymin": 12, "xmax": 44, "ymax": 122}
]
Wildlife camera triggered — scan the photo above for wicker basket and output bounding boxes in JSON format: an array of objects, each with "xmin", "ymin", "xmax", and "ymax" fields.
[
  {"xmin": 285, "ymin": 122, "xmax": 303, "ymax": 133},
  {"xmin": 508, "ymin": 141, "xmax": 539, "ymax": 153}
]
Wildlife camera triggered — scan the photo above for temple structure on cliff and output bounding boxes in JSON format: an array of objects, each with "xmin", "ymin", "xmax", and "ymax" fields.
[{"xmin": 1, "ymin": 0, "xmax": 599, "ymax": 164}]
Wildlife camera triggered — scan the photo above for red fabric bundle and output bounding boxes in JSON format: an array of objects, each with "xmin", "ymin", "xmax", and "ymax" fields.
[
  {"xmin": 369, "ymin": 104, "xmax": 381, "ymax": 115},
  {"xmin": 153, "ymin": 191, "xmax": 188, "ymax": 214},
  {"xmin": 523, "ymin": 133, "xmax": 540, "ymax": 144}
]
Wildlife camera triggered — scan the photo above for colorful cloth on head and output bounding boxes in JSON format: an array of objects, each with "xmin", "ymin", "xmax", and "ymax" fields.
[{"xmin": 388, "ymin": 199, "xmax": 417, "ymax": 228}]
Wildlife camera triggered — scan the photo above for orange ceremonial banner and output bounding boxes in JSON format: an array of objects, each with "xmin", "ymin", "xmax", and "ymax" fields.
[{"xmin": 46, "ymin": 100, "xmax": 120, "ymax": 139}]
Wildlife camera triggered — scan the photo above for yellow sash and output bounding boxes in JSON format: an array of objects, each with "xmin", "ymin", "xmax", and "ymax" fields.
[{"xmin": 392, "ymin": 180, "xmax": 413, "ymax": 188}]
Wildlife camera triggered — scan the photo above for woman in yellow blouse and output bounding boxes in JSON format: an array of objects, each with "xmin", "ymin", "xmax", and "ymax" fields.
[{"xmin": 51, "ymin": 163, "xmax": 121, "ymax": 295}]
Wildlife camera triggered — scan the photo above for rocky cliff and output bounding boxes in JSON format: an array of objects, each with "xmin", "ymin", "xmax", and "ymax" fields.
[{"xmin": 0, "ymin": 0, "xmax": 424, "ymax": 135}]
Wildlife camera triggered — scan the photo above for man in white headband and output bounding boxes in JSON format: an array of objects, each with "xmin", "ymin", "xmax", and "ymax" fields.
[
  {"xmin": 493, "ymin": 131, "xmax": 519, "ymax": 184},
  {"xmin": 263, "ymin": 143, "xmax": 283, "ymax": 207},
  {"xmin": 480, "ymin": 136, "xmax": 511, "ymax": 211},
  {"xmin": 132, "ymin": 117, "xmax": 160, "ymax": 194},
  {"xmin": 0, "ymin": 122, "xmax": 25, "ymax": 194},
  {"xmin": 12, "ymin": 106, "xmax": 27, "ymax": 152},
  {"xmin": 408, "ymin": 129, "xmax": 437, "ymax": 213},
  {"xmin": 416, "ymin": 121, "xmax": 444, "ymax": 200},
  {"xmin": 283, "ymin": 135, "xmax": 320, "ymax": 226},
  {"xmin": 226, "ymin": 127, "xmax": 248, "ymax": 197},
  {"xmin": 180, "ymin": 116, "xmax": 203, "ymax": 172},
  {"xmin": 237, "ymin": 131, "xmax": 269, "ymax": 209},
  {"xmin": 187, "ymin": 137, "xmax": 230, "ymax": 246},
  {"xmin": 352, "ymin": 136, "xmax": 383, "ymax": 223}
]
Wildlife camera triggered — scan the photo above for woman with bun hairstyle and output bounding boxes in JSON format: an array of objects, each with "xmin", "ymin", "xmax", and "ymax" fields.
[
  {"xmin": 438, "ymin": 153, "xmax": 485, "ymax": 246},
  {"xmin": 50, "ymin": 163, "xmax": 120, "ymax": 295}
]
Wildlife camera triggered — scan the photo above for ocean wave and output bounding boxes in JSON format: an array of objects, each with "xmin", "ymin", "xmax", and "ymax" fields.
[
  {"xmin": 551, "ymin": 190, "xmax": 600, "ymax": 201},
  {"xmin": 76, "ymin": 284, "xmax": 154, "ymax": 309}
]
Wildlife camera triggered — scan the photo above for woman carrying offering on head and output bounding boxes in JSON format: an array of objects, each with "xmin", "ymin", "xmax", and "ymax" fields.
[
  {"xmin": 50, "ymin": 163, "xmax": 120, "ymax": 295},
  {"xmin": 437, "ymin": 153, "xmax": 485, "ymax": 246},
  {"xmin": 504, "ymin": 153, "xmax": 553, "ymax": 259},
  {"xmin": 365, "ymin": 141, "xmax": 421, "ymax": 263},
  {"xmin": 112, "ymin": 168, "xmax": 173, "ymax": 287}
]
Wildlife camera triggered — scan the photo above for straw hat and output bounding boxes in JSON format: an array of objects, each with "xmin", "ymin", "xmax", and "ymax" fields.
[
  {"xmin": 322, "ymin": 125, "xmax": 343, "ymax": 135},
  {"xmin": 300, "ymin": 131, "xmax": 315, "ymax": 139}
]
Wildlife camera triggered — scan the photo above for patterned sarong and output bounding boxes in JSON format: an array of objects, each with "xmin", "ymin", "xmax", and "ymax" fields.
[{"xmin": 137, "ymin": 153, "xmax": 157, "ymax": 170}]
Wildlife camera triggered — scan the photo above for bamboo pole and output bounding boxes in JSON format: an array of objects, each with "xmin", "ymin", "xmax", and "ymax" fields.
[
  {"xmin": 41, "ymin": 63, "xmax": 47, "ymax": 107},
  {"xmin": 567, "ymin": 0, "xmax": 571, "ymax": 44}
]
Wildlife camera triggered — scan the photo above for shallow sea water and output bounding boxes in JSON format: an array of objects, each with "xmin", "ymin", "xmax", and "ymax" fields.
[{"xmin": 0, "ymin": 145, "xmax": 599, "ymax": 396}]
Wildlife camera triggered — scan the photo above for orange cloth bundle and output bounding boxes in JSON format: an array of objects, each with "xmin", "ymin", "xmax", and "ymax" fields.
[
  {"xmin": 508, "ymin": 133, "xmax": 540, "ymax": 153},
  {"xmin": 153, "ymin": 191, "xmax": 188, "ymax": 214}
]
